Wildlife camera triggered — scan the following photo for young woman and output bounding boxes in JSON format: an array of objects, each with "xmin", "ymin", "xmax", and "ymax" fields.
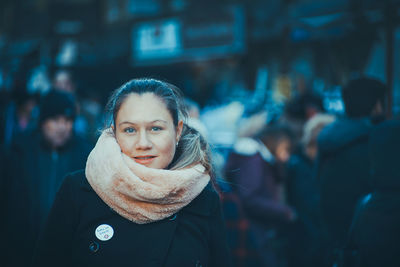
[{"xmin": 32, "ymin": 78, "xmax": 231, "ymax": 267}]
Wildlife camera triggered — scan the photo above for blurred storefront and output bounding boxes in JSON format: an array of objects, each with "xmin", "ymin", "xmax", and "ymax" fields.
[{"xmin": 0, "ymin": 0, "xmax": 399, "ymax": 116}]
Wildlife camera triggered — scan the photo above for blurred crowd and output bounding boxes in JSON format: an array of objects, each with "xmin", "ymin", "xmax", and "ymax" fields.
[{"xmin": 0, "ymin": 65, "xmax": 399, "ymax": 267}]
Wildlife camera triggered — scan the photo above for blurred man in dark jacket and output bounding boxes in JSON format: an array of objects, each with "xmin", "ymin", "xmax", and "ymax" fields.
[
  {"xmin": 315, "ymin": 77, "xmax": 387, "ymax": 263},
  {"xmin": 352, "ymin": 120, "xmax": 400, "ymax": 267},
  {"xmin": 3, "ymin": 90, "xmax": 92, "ymax": 267}
]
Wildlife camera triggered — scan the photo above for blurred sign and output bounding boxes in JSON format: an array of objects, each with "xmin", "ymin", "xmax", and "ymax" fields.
[
  {"xmin": 131, "ymin": 6, "xmax": 245, "ymax": 65},
  {"xmin": 133, "ymin": 19, "xmax": 182, "ymax": 60},
  {"xmin": 323, "ymin": 87, "xmax": 345, "ymax": 114}
]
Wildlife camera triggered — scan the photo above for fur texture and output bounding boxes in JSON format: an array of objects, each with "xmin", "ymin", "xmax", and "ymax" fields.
[{"xmin": 85, "ymin": 129, "xmax": 210, "ymax": 224}]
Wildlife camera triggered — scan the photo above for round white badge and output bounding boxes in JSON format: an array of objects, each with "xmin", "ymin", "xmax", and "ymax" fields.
[{"xmin": 95, "ymin": 224, "xmax": 114, "ymax": 241}]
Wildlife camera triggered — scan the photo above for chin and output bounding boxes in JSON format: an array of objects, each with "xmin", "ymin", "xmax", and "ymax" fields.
[
  {"xmin": 136, "ymin": 159, "xmax": 171, "ymax": 170},
  {"xmin": 53, "ymin": 140, "xmax": 68, "ymax": 148},
  {"xmin": 148, "ymin": 164, "xmax": 163, "ymax": 169},
  {"xmin": 151, "ymin": 163, "xmax": 169, "ymax": 170}
]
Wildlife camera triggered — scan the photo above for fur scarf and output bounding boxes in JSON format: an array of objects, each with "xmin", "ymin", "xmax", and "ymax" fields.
[{"xmin": 85, "ymin": 129, "xmax": 210, "ymax": 224}]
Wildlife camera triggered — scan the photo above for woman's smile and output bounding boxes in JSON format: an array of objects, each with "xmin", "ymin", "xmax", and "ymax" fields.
[{"xmin": 133, "ymin": 155, "xmax": 157, "ymax": 165}]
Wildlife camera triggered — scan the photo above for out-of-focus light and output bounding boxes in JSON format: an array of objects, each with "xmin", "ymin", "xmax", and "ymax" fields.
[
  {"xmin": 27, "ymin": 65, "xmax": 51, "ymax": 94},
  {"xmin": 128, "ymin": 0, "xmax": 160, "ymax": 17},
  {"xmin": 323, "ymin": 86, "xmax": 345, "ymax": 114},
  {"xmin": 291, "ymin": 28, "xmax": 310, "ymax": 41},
  {"xmin": 201, "ymin": 102, "xmax": 245, "ymax": 147},
  {"xmin": 300, "ymin": 12, "xmax": 344, "ymax": 28},
  {"xmin": 54, "ymin": 21, "xmax": 83, "ymax": 35},
  {"xmin": 364, "ymin": 9, "xmax": 383, "ymax": 24},
  {"xmin": 56, "ymin": 40, "xmax": 78, "ymax": 66},
  {"xmin": 106, "ymin": 0, "xmax": 120, "ymax": 23},
  {"xmin": 170, "ymin": 0, "xmax": 187, "ymax": 12}
]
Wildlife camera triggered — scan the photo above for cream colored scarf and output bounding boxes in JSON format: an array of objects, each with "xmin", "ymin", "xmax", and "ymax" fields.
[{"xmin": 85, "ymin": 129, "xmax": 210, "ymax": 224}]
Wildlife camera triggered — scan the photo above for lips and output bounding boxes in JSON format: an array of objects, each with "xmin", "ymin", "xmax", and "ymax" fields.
[{"xmin": 133, "ymin": 155, "xmax": 157, "ymax": 165}]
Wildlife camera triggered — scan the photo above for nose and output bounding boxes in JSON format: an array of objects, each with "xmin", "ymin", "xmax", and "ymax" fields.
[
  {"xmin": 135, "ymin": 131, "xmax": 152, "ymax": 149},
  {"xmin": 55, "ymin": 117, "xmax": 72, "ymax": 131}
]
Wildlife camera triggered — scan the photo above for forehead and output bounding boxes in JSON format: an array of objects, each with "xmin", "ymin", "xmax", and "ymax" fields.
[
  {"xmin": 45, "ymin": 115, "xmax": 73, "ymax": 122},
  {"xmin": 278, "ymin": 138, "xmax": 291, "ymax": 146},
  {"xmin": 116, "ymin": 93, "xmax": 173, "ymax": 123}
]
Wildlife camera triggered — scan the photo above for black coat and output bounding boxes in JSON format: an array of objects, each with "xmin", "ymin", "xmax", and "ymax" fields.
[
  {"xmin": 32, "ymin": 170, "xmax": 232, "ymax": 267},
  {"xmin": 285, "ymin": 152, "xmax": 324, "ymax": 267},
  {"xmin": 316, "ymin": 117, "xmax": 374, "ymax": 248},
  {"xmin": 286, "ymin": 151, "xmax": 320, "ymax": 228},
  {"xmin": 352, "ymin": 120, "xmax": 400, "ymax": 267},
  {"xmin": 3, "ymin": 130, "xmax": 92, "ymax": 267}
]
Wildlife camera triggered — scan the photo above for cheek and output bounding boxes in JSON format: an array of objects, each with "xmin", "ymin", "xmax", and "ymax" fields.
[
  {"xmin": 279, "ymin": 149, "xmax": 290, "ymax": 162},
  {"xmin": 276, "ymin": 144, "xmax": 290, "ymax": 162},
  {"xmin": 159, "ymin": 138, "xmax": 175, "ymax": 156},
  {"xmin": 43, "ymin": 123, "xmax": 55, "ymax": 135},
  {"xmin": 66, "ymin": 122, "xmax": 73, "ymax": 132},
  {"xmin": 157, "ymin": 136, "xmax": 176, "ymax": 162},
  {"xmin": 115, "ymin": 134, "xmax": 131, "ymax": 154}
]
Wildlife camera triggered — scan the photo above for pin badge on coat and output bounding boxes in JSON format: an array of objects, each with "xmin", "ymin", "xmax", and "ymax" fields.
[{"xmin": 95, "ymin": 224, "xmax": 114, "ymax": 241}]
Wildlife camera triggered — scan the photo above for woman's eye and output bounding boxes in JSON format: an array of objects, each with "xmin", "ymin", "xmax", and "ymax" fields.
[
  {"xmin": 151, "ymin": 126, "xmax": 162, "ymax": 132},
  {"xmin": 124, "ymin": 127, "xmax": 136, "ymax": 133}
]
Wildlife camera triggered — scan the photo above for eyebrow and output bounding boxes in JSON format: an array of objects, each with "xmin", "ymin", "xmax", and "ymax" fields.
[{"xmin": 118, "ymin": 120, "xmax": 168, "ymax": 126}]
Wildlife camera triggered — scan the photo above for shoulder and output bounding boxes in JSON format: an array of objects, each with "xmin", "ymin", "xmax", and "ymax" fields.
[
  {"xmin": 182, "ymin": 182, "xmax": 220, "ymax": 216},
  {"xmin": 201, "ymin": 183, "xmax": 220, "ymax": 204},
  {"xmin": 197, "ymin": 183, "xmax": 220, "ymax": 209},
  {"xmin": 52, "ymin": 170, "xmax": 95, "ymax": 213},
  {"xmin": 318, "ymin": 118, "xmax": 371, "ymax": 153},
  {"xmin": 233, "ymin": 137, "xmax": 259, "ymax": 156}
]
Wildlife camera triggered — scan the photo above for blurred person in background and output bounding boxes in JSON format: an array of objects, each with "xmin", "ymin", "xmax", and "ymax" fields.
[
  {"xmin": 214, "ymin": 111, "xmax": 267, "ymax": 267},
  {"xmin": 350, "ymin": 120, "xmax": 400, "ymax": 267},
  {"xmin": 3, "ymin": 90, "xmax": 92, "ymax": 267},
  {"xmin": 285, "ymin": 113, "xmax": 335, "ymax": 267},
  {"xmin": 9, "ymin": 90, "xmax": 38, "ymax": 134},
  {"xmin": 184, "ymin": 97, "xmax": 208, "ymax": 139},
  {"xmin": 259, "ymin": 124, "xmax": 293, "ymax": 165},
  {"xmin": 53, "ymin": 69, "xmax": 76, "ymax": 94},
  {"xmin": 225, "ymin": 123, "xmax": 296, "ymax": 267},
  {"xmin": 53, "ymin": 69, "xmax": 95, "ymax": 140},
  {"xmin": 78, "ymin": 89, "xmax": 104, "ymax": 143},
  {"xmin": 281, "ymin": 92, "xmax": 325, "ymax": 151},
  {"xmin": 217, "ymin": 170, "xmax": 262, "ymax": 267},
  {"xmin": 0, "ymin": 80, "xmax": 39, "ymax": 151},
  {"xmin": 315, "ymin": 77, "xmax": 387, "ymax": 264}
]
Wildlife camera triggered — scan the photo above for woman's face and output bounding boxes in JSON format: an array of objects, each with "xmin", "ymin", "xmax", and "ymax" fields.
[
  {"xmin": 114, "ymin": 93, "xmax": 183, "ymax": 169},
  {"xmin": 275, "ymin": 138, "xmax": 291, "ymax": 163}
]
